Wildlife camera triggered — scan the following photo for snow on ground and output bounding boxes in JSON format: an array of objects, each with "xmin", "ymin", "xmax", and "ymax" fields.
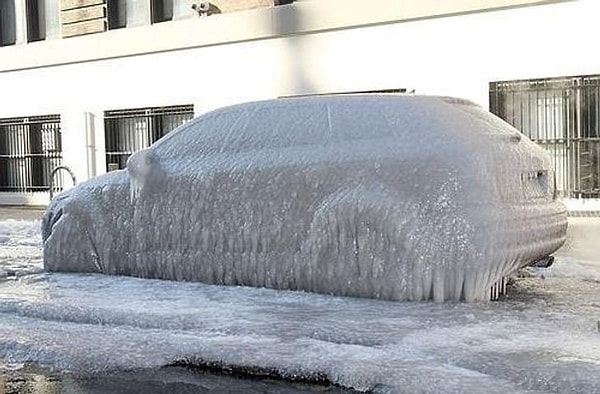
[
  {"xmin": 549, "ymin": 217, "xmax": 600, "ymax": 281},
  {"xmin": 0, "ymin": 217, "xmax": 599, "ymax": 393},
  {"xmin": 0, "ymin": 219, "xmax": 44, "ymax": 279}
]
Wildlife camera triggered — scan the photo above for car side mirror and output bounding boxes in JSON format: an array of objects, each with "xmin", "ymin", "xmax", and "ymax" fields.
[{"xmin": 127, "ymin": 149, "xmax": 164, "ymax": 202}]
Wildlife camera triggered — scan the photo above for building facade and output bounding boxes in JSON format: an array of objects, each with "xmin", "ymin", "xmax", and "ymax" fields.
[{"xmin": 0, "ymin": 0, "xmax": 598, "ymax": 205}]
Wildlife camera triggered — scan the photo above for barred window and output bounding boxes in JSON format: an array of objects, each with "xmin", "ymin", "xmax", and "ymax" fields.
[
  {"xmin": 104, "ymin": 104, "xmax": 194, "ymax": 171},
  {"xmin": 0, "ymin": 115, "xmax": 62, "ymax": 192},
  {"xmin": 490, "ymin": 76, "xmax": 600, "ymax": 199}
]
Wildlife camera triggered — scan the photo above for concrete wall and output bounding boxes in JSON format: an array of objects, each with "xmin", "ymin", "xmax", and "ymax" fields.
[
  {"xmin": 0, "ymin": 0, "xmax": 598, "ymax": 205},
  {"xmin": 0, "ymin": 0, "xmax": 571, "ymax": 72}
]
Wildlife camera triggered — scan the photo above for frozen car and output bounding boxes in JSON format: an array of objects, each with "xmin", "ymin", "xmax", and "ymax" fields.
[{"xmin": 42, "ymin": 95, "xmax": 567, "ymax": 302}]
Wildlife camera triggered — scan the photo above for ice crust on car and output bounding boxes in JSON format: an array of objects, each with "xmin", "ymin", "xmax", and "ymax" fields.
[{"xmin": 42, "ymin": 95, "xmax": 568, "ymax": 302}]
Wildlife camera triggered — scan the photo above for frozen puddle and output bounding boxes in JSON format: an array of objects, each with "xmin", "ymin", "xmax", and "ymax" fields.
[{"xmin": 1, "ymin": 219, "xmax": 599, "ymax": 393}]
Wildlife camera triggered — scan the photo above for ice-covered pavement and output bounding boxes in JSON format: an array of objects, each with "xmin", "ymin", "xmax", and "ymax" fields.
[{"xmin": 0, "ymin": 217, "xmax": 599, "ymax": 393}]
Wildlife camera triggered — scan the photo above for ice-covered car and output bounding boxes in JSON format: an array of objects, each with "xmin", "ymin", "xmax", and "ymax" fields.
[{"xmin": 42, "ymin": 95, "xmax": 567, "ymax": 302}]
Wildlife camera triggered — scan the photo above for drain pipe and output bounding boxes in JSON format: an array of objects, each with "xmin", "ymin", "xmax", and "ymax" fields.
[{"xmin": 49, "ymin": 166, "xmax": 77, "ymax": 199}]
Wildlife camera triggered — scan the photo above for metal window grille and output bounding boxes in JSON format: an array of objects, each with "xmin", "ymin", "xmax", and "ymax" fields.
[
  {"xmin": 490, "ymin": 76, "xmax": 600, "ymax": 199},
  {"xmin": 104, "ymin": 104, "xmax": 194, "ymax": 171},
  {"xmin": 0, "ymin": 115, "xmax": 62, "ymax": 193}
]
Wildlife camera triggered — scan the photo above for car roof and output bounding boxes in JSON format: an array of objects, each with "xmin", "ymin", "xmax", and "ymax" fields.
[
  {"xmin": 206, "ymin": 94, "xmax": 477, "ymax": 114},
  {"xmin": 152, "ymin": 94, "xmax": 522, "ymax": 162}
]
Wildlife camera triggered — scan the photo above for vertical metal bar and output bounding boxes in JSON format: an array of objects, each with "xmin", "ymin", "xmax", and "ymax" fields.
[
  {"xmin": 566, "ymin": 85, "xmax": 572, "ymax": 196},
  {"xmin": 565, "ymin": 86, "xmax": 570, "ymax": 197},
  {"xmin": 514, "ymin": 89, "xmax": 520, "ymax": 132},
  {"xmin": 553, "ymin": 84, "xmax": 560, "ymax": 195},
  {"xmin": 23, "ymin": 121, "xmax": 27, "ymax": 192},
  {"xmin": 31, "ymin": 119, "xmax": 36, "ymax": 191},
  {"xmin": 17, "ymin": 123, "xmax": 22, "ymax": 192},
  {"xmin": 596, "ymin": 83, "xmax": 600, "ymax": 193},
  {"xmin": 123, "ymin": 117, "xmax": 129, "ymax": 168},
  {"xmin": 104, "ymin": 116, "xmax": 109, "ymax": 170},
  {"xmin": 6, "ymin": 124, "xmax": 11, "ymax": 191},
  {"xmin": 564, "ymin": 86, "xmax": 570, "ymax": 196},
  {"xmin": 26, "ymin": 120, "xmax": 31, "ymax": 192},
  {"xmin": 25, "ymin": 120, "xmax": 30, "ymax": 192},
  {"xmin": 107, "ymin": 115, "xmax": 114, "ymax": 171},
  {"xmin": 118, "ymin": 116, "xmax": 124, "ymax": 168},
  {"xmin": 44, "ymin": 120, "xmax": 49, "ymax": 191},
  {"xmin": 9, "ymin": 124, "xmax": 13, "ymax": 191},
  {"xmin": 597, "ymin": 82, "xmax": 600, "ymax": 138},
  {"xmin": 122, "ymin": 116, "xmax": 127, "ymax": 168},
  {"xmin": 573, "ymin": 82, "xmax": 579, "ymax": 196},
  {"xmin": 519, "ymin": 89, "xmax": 525, "ymax": 134},
  {"xmin": 509, "ymin": 90, "xmax": 515, "ymax": 125},
  {"xmin": 577, "ymin": 80, "xmax": 582, "ymax": 196},
  {"xmin": 111, "ymin": 116, "xmax": 116, "ymax": 170},
  {"xmin": 524, "ymin": 89, "xmax": 531, "ymax": 139},
  {"xmin": 107, "ymin": 116, "xmax": 113, "ymax": 170},
  {"xmin": 150, "ymin": 110, "xmax": 158, "ymax": 143},
  {"xmin": 10, "ymin": 124, "xmax": 15, "ymax": 191},
  {"xmin": 59, "ymin": 117, "xmax": 63, "ymax": 190},
  {"xmin": 18, "ymin": 123, "xmax": 22, "ymax": 192},
  {"xmin": 488, "ymin": 83, "xmax": 495, "ymax": 115},
  {"xmin": 20, "ymin": 123, "xmax": 26, "ymax": 192},
  {"xmin": 5, "ymin": 124, "xmax": 9, "ymax": 190},
  {"xmin": 9, "ymin": 124, "xmax": 14, "ymax": 191},
  {"xmin": 582, "ymin": 81, "xmax": 588, "ymax": 195}
]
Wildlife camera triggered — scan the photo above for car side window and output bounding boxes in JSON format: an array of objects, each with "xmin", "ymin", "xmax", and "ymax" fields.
[
  {"xmin": 154, "ymin": 103, "xmax": 330, "ymax": 156},
  {"xmin": 231, "ymin": 103, "xmax": 330, "ymax": 152},
  {"xmin": 153, "ymin": 110, "xmax": 248, "ymax": 157}
]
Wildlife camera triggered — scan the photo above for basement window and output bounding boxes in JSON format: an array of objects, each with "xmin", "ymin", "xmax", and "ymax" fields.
[
  {"xmin": 0, "ymin": 0, "xmax": 16, "ymax": 46},
  {"xmin": 151, "ymin": 0, "xmax": 173, "ymax": 23},
  {"xmin": 107, "ymin": 0, "xmax": 127, "ymax": 29},
  {"xmin": 26, "ymin": 0, "xmax": 45, "ymax": 42}
]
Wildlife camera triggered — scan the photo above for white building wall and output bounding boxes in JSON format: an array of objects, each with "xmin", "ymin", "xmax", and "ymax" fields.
[
  {"xmin": 44, "ymin": 0, "xmax": 61, "ymax": 39},
  {"xmin": 0, "ymin": 0, "xmax": 598, "ymax": 205}
]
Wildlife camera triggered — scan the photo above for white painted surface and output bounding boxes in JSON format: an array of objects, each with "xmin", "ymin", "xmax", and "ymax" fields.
[{"xmin": 562, "ymin": 198, "xmax": 600, "ymax": 212}]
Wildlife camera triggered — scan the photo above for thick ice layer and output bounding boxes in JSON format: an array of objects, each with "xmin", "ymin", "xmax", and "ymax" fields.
[
  {"xmin": 2, "ymin": 218, "xmax": 600, "ymax": 393},
  {"xmin": 42, "ymin": 95, "xmax": 567, "ymax": 301}
]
